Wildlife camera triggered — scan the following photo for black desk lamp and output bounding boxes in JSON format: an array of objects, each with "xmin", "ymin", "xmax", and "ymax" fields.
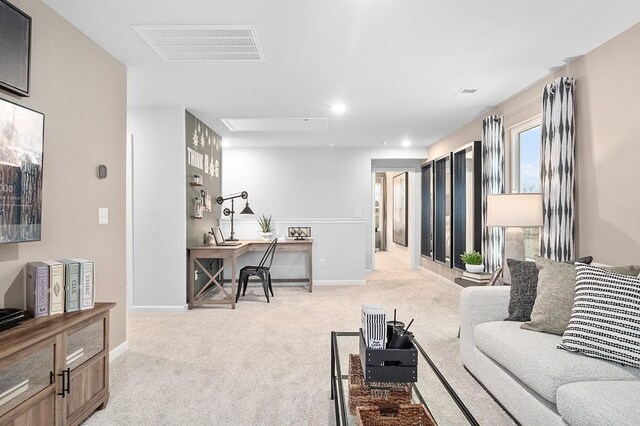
[{"xmin": 216, "ymin": 191, "xmax": 254, "ymax": 241}]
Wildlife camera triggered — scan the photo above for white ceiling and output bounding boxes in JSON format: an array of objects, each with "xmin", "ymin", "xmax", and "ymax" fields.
[{"xmin": 42, "ymin": 0, "xmax": 640, "ymax": 148}]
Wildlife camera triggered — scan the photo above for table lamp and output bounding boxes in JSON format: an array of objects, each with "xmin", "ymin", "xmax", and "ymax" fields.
[
  {"xmin": 486, "ymin": 193, "xmax": 543, "ymax": 284},
  {"xmin": 216, "ymin": 191, "xmax": 254, "ymax": 241}
]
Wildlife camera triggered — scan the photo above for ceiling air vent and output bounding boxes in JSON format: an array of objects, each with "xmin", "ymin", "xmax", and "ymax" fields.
[
  {"xmin": 131, "ymin": 25, "xmax": 264, "ymax": 61},
  {"xmin": 453, "ymin": 88, "xmax": 478, "ymax": 97}
]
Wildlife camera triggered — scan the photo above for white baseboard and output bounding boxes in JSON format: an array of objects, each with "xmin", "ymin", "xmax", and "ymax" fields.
[
  {"xmin": 314, "ymin": 280, "xmax": 366, "ymax": 286},
  {"xmin": 222, "ymin": 217, "xmax": 367, "ymax": 225},
  {"xmin": 243, "ymin": 282, "xmax": 306, "ymax": 288},
  {"xmin": 129, "ymin": 304, "xmax": 188, "ymax": 313},
  {"xmin": 109, "ymin": 341, "xmax": 129, "ymax": 363}
]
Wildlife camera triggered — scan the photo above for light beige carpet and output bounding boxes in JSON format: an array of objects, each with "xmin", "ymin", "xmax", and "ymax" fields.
[{"xmin": 85, "ymin": 251, "xmax": 515, "ymax": 425}]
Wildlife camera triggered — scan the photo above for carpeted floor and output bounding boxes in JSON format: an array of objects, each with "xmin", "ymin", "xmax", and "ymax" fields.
[{"xmin": 85, "ymin": 251, "xmax": 515, "ymax": 425}]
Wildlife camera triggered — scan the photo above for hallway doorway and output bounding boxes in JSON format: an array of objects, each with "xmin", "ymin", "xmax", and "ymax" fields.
[
  {"xmin": 370, "ymin": 158, "xmax": 423, "ymax": 273},
  {"xmin": 372, "ymin": 169, "xmax": 416, "ymax": 272}
]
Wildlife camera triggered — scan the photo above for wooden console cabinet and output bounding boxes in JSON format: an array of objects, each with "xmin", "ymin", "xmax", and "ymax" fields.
[{"xmin": 0, "ymin": 302, "xmax": 115, "ymax": 426}]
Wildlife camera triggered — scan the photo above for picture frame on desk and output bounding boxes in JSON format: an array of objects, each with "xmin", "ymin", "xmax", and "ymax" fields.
[
  {"xmin": 212, "ymin": 227, "xmax": 225, "ymax": 245},
  {"xmin": 288, "ymin": 226, "xmax": 311, "ymax": 240}
]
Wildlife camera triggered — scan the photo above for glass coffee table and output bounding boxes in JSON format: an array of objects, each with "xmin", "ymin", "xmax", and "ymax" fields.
[{"xmin": 330, "ymin": 331, "xmax": 479, "ymax": 425}]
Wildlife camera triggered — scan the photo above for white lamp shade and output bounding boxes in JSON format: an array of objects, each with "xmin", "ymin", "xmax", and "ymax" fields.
[{"xmin": 486, "ymin": 193, "xmax": 543, "ymax": 227}]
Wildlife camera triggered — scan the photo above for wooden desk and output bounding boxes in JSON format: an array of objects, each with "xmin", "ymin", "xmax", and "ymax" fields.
[{"xmin": 188, "ymin": 239, "xmax": 313, "ymax": 309}]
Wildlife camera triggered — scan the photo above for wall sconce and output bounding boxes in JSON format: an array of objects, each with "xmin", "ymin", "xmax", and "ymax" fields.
[{"xmin": 216, "ymin": 191, "xmax": 254, "ymax": 241}]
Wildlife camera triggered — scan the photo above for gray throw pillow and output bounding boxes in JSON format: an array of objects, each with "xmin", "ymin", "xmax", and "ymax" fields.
[
  {"xmin": 521, "ymin": 256, "xmax": 593, "ymax": 335},
  {"xmin": 505, "ymin": 259, "xmax": 538, "ymax": 322}
]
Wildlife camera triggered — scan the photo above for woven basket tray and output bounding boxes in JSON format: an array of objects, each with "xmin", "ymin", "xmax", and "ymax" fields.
[
  {"xmin": 348, "ymin": 354, "xmax": 412, "ymax": 415},
  {"xmin": 356, "ymin": 404, "xmax": 437, "ymax": 426}
]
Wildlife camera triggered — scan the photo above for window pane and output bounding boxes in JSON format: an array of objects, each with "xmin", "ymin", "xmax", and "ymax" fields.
[
  {"xmin": 519, "ymin": 126, "xmax": 541, "ymax": 193},
  {"xmin": 518, "ymin": 125, "xmax": 541, "ymax": 258}
]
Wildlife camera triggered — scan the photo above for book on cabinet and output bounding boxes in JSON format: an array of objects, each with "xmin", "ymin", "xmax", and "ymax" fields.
[{"xmin": 26, "ymin": 262, "xmax": 49, "ymax": 318}]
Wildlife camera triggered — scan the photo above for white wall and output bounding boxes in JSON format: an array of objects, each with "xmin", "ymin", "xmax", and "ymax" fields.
[
  {"xmin": 222, "ymin": 147, "xmax": 425, "ymax": 282},
  {"xmin": 128, "ymin": 108, "xmax": 186, "ymax": 310}
]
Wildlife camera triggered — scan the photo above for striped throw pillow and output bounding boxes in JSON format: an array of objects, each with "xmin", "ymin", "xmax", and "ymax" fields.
[{"xmin": 559, "ymin": 264, "xmax": 640, "ymax": 368}]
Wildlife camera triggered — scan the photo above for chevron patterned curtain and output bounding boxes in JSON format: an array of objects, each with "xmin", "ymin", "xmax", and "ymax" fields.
[
  {"xmin": 540, "ymin": 77, "xmax": 576, "ymax": 262},
  {"xmin": 482, "ymin": 115, "xmax": 505, "ymax": 272}
]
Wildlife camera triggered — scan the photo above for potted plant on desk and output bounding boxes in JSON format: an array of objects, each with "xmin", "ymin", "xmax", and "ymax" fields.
[
  {"xmin": 460, "ymin": 250, "xmax": 484, "ymax": 273},
  {"xmin": 257, "ymin": 214, "xmax": 274, "ymax": 241}
]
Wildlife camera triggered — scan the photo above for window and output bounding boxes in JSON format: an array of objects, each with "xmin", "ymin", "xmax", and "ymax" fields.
[
  {"xmin": 512, "ymin": 120, "xmax": 541, "ymax": 193},
  {"xmin": 511, "ymin": 118, "xmax": 542, "ymax": 259}
]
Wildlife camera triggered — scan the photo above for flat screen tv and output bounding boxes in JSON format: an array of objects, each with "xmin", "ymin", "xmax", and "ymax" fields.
[
  {"xmin": 0, "ymin": 0, "xmax": 31, "ymax": 97},
  {"xmin": 0, "ymin": 97, "xmax": 44, "ymax": 243}
]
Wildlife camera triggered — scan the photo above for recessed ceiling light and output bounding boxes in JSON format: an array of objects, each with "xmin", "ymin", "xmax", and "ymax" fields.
[
  {"xmin": 331, "ymin": 103, "xmax": 347, "ymax": 115},
  {"xmin": 401, "ymin": 140, "xmax": 411, "ymax": 147},
  {"xmin": 381, "ymin": 141, "xmax": 387, "ymax": 146},
  {"xmin": 329, "ymin": 143, "xmax": 335, "ymax": 147},
  {"xmin": 221, "ymin": 140, "xmax": 230, "ymax": 148}
]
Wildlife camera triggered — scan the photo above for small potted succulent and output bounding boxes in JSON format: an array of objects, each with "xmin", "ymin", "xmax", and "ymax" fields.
[
  {"xmin": 257, "ymin": 214, "xmax": 274, "ymax": 241},
  {"xmin": 460, "ymin": 250, "xmax": 484, "ymax": 273}
]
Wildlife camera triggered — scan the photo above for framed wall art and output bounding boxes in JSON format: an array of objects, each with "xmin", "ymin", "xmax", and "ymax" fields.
[
  {"xmin": 0, "ymin": 97, "xmax": 45, "ymax": 243},
  {"xmin": 392, "ymin": 172, "xmax": 408, "ymax": 246},
  {"xmin": 0, "ymin": 0, "xmax": 32, "ymax": 97}
]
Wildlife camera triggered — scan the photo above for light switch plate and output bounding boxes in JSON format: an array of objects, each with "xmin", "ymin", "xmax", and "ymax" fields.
[{"xmin": 98, "ymin": 208, "xmax": 109, "ymax": 225}]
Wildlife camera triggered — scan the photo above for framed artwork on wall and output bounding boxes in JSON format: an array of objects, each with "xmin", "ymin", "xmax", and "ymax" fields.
[
  {"xmin": 0, "ymin": 97, "xmax": 45, "ymax": 243},
  {"xmin": 0, "ymin": 0, "xmax": 32, "ymax": 97},
  {"xmin": 392, "ymin": 172, "xmax": 408, "ymax": 247}
]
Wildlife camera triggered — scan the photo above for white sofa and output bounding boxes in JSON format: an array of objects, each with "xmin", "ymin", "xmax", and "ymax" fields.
[{"xmin": 460, "ymin": 286, "xmax": 640, "ymax": 426}]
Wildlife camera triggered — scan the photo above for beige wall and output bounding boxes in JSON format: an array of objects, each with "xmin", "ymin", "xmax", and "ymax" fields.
[
  {"xmin": 0, "ymin": 1, "xmax": 127, "ymax": 348},
  {"xmin": 427, "ymin": 23, "xmax": 640, "ymax": 265}
]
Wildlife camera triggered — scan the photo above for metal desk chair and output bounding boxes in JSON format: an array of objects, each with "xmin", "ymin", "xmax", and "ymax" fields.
[{"xmin": 236, "ymin": 238, "xmax": 278, "ymax": 303}]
